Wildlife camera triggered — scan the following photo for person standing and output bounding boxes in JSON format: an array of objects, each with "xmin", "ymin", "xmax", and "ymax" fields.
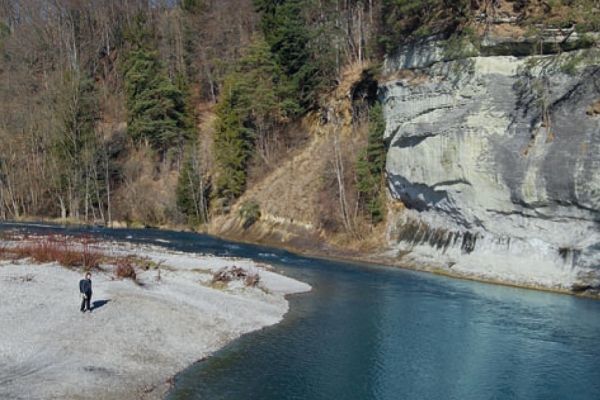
[{"xmin": 79, "ymin": 272, "xmax": 93, "ymax": 313}]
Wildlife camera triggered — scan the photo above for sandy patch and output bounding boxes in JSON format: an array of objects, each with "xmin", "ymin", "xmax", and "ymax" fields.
[{"xmin": 0, "ymin": 241, "xmax": 311, "ymax": 400}]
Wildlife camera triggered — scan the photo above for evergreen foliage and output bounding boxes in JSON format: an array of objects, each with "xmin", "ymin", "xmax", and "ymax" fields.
[
  {"xmin": 122, "ymin": 48, "xmax": 194, "ymax": 155},
  {"xmin": 0, "ymin": 22, "xmax": 9, "ymax": 39},
  {"xmin": 50, "ymin": 73, "xmax": 101, "ymax": 219},
  {"xmin": 230, "ymin": 36, "xmax": 298, "ymax": 158},
  {"xmin": 120, "ymin": 11, "xmax": 195, "ymax": 157},
  {"xmin": 356, "ymin": 102, "xmax": 387, "ymax": 224},
  {"xmin": 238, "ymin": 199, "xmax": 261, "ymax": 228},
  {"xmin": 212, "ymin": 82, "xmax": 251, "ymax": 206},
  {"xmin": 181, "ymin": 0, "xmax": 207, "ymax": 15},
  {"xmin": 378, "ymin": 0, "xmax": 470, "ymax": 53},
  {"xmin": 6, "ymin": 0, "xmax": 600, "ymax": 231},
  {"xmin": 253, "ymin": 0, "xmax": 327, "ymax": 113},
  {"xmin": 236, "ymin": 36, "xmax": 299, "ymax": 117},
  {"xmin": 122, "ymin": 12, "xmax": 155, "ymax": 49}
]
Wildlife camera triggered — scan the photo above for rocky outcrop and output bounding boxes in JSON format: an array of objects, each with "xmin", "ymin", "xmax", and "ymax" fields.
[{"xmin": 380, "ymin": 40, "xmax": 600, "ymax": 294}]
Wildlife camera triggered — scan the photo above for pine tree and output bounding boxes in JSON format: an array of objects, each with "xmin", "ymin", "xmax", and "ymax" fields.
[
  {"xmin": 379, "ymin": 0, "xmax": 471, "ymax": 53},
  {"xmin": 122, "ymin": 48, "xmax": 193, "ymax": 155},
  {"xmin": 50, "ymin": 72, "xmax": 100, "ymax": 220},
  {"xmin": 212, "ymin": 82, "xmax": 250, "ymax": 206},
  {"xmin": 356, "ymin": 102, "xmax": 387, "ymax": 224},
  {"xmin": 181, "ymin": 0, "xmax": 207, "ymax": 15},
  {"xmin": 120, "ymin": 10, "xmax": 194, "ymax": 156},
  {"xmin": 233, "ymin": 36, "xmax": 299, "ymax": 160},
  {"xmin": 253, "ymin": 0, "xmax": 325, "ymax": 113}
]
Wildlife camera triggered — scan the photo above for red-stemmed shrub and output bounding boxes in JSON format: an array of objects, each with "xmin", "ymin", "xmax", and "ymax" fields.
[
  {"xmin": 114, "ymin": 256, "xmax": 137, "ymax": 281},
  {"xmin": 12, "ymin": 235, "xmax": 101, "ymax": 269}
]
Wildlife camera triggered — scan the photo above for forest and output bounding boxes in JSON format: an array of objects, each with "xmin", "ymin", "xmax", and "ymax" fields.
[{"xmin": 0, "ymin": 0, "xmax": 598, "ymax": 237}]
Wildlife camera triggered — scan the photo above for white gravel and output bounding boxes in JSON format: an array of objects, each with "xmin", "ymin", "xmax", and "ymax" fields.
[{"xmin": 0, "ymin": 241, "xmax": 311, "ymax": 400}]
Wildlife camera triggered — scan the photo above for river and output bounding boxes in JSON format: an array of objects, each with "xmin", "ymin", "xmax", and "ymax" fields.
[{"xmin": 3, "ymin": 223, "xmax": 600, "ymax": 400}]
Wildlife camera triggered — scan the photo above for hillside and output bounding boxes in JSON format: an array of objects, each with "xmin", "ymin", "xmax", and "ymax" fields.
[
  {"xmin": 208, "ymin": 64, "xmax": 387, "ymax": 254},
  {"xmin": 208, "ymin": 0, "xmax": 600, "ymax": 296},
  {"xmin": 2, "ymin": 0, "xmax": 600, "ymax": 293}
]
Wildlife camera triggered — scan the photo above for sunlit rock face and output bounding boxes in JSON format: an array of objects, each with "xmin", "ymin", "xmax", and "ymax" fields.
[{"xmin": 380, "ymin": 41, "xmax": 600, "ymax": 292}]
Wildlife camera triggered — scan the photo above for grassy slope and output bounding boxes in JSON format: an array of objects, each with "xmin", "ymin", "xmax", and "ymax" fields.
[{"xmin": 207, "ymin": 63, "xmax": 388, "ymax": 256}]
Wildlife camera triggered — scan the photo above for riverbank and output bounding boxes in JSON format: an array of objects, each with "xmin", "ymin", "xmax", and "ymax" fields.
[
  {"xmin": 15, "ymin": 217, "xmax": 600, "ymax": 298},
  {"xmin": 0, "ymin": 239, "xmax": 311, "ymax": 400}
]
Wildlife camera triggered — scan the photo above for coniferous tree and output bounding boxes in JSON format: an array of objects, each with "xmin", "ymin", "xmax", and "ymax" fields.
[
  {"xmin": 181, "ymin": 0, "xmax": 207, "ymax": 15},
  {"xmin": 253, "ymin": 0, "xmax": 326, "ymax": 113},
  {"xmin": 356, "ymin": 102, "xmax": 387, "ymax": 224},
  {"xmin": 212, "ymin": 82, "xmax": 250, "ymax": 206},
  {"xmin": 378, "ymin": 0, "xmax": 471, "ymax": 53},
  {"xmin": 123, "ymin": 48, "xmax": 193, "ymax": 155},
  {"xmin": 122, "ymin": 11, "xmax": 195, "ymax": 158},
  {"xmin": 233, "ymin": 36, "xmax": 298, "ymax": 160},
  {"xmin": 50, "ymin": 73, "xmax": 100, "ymax": 220}
]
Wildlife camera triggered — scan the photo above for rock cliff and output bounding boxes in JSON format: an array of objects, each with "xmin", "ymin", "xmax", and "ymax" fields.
[{"xmin": 380, "ymin": 37, "xmax": 600, "ymax": 293}]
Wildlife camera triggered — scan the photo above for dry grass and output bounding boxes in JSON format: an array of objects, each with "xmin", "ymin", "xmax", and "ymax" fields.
[{"xmin": 216, "ymin": 59, "xmax": 386, "ymax": 253}]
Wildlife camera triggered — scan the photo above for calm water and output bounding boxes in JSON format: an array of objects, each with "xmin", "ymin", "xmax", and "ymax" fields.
[{"xmin": 3, "ymin": 223, "xmax": 600, "ymax": 400}]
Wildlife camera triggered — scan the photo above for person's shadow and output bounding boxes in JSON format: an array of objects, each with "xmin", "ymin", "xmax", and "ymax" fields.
[{"xmin": 92, "ymin": 300, "xmax": 110, "ymax": 311}]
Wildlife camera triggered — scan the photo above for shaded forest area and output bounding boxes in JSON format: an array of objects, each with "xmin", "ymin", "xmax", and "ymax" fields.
[{"xmin": 1, "ymin": 0, "xmax": 598, "ymax": 235}]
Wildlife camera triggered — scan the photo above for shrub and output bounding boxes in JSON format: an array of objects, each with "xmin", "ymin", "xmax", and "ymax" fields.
[
  {"xmin": 244, "ymin": 273, "xmax": 260, "ymax": 287},
  {"xmin": 356, "ymin": 102, "xmax": 387, "ymax": 225},
  {"xmin": 0, "ymin": 244, "xmax": 10, "ymax": 260},
  {"xmin": 212, "ymin": 266, "xmax": 260, "ymax": 287},
  {"xmin": 80, "ymin": 236, "xmax": 101, "ymax": 270},
  {"xmin": 14, "ymin": 237, "xmax": 79, "ymax": 266},
  {"xmin": 114, "ymin": 256, "xmax": 137, "ymax": 281},
  {"xmin": 82, "ymin": 251, "xmax": 101, "ymax": 270},
  {"xmin": 238, "ymin": 200, "xmax": 261, "ymax": 229},
  {"xmin": 12, "ymin": 235, "xmax": 102, "ymax": 269}
]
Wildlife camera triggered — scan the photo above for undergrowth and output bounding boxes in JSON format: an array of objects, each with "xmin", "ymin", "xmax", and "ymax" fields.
[
  {"xmin": 0, "ymin": 234, "xmax": 141, "ymax": 282},
  {"xmin": 9, "ymin": 235, "xmax": 101, "ymax": 269}
]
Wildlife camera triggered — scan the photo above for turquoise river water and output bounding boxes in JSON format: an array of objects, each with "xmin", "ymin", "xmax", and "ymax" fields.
[{"xmin": 3, "ymin": 223, "xmax": 600, "ymax": 400}]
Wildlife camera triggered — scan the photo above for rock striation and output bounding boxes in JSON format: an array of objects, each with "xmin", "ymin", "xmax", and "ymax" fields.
[{"xmin": 380, "ymin": 38, "xmax": 600, "ymax": 294}]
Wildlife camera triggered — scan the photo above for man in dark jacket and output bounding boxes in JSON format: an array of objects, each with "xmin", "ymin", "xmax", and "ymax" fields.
[{"xmin": 79, "ymin": 272, "xmax": 93, "ymax": 313}]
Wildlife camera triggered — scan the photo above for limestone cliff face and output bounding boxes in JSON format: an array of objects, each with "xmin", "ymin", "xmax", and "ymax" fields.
[{"xmin": 380, "ymin": 39, "xmax": 600, "ymax": 293}]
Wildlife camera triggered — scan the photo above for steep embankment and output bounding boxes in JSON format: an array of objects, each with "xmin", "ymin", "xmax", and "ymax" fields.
[
  {"xmin": 209, "ymin": 125, "xmax": 326, "ymax": 250},
  {"xmin": 380, "ymin": 12, "xmax": 600, "ymax": 294},
  {"xmin": 208, "ymin": 66, "xmax": 373, "ymax": 255},
  {"xmin": 209, "ymin": 2, "xmax": 600, "ymax": 296}
]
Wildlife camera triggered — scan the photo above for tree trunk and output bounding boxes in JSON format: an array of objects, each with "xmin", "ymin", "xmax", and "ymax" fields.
[
  {"xmin": 333, "ymin": 134, "xmax": 351, "ymax": 232},
  {"xmin": 0, "ymin": 171, "xmax": 5, "ymax": 220},
  {"xmin": 105, "ymin": 147, "xmax": 112, "ymax": 228},
  {"xmin": 59, "ymin": 195, "xmax": 67, "ymax": 220}
]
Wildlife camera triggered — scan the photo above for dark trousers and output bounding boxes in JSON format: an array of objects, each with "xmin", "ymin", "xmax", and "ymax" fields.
[{"xmin": 80, "ymin": 292, "xmax": 92, "ymax": 311}]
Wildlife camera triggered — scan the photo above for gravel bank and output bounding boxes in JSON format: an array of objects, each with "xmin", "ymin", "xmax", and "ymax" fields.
[{"xmin": 0, "ymin": 241, "xmax": 311, "ymax": 400}]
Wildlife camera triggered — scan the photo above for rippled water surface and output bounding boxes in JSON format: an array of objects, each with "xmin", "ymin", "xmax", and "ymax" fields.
[
  {"xmin": 168, "ymin": 258, "xmax": 600, "ymax": 400},
  {"xmin": 3, "ymin": 223, "xmax": 600, "ymax": 400}
]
